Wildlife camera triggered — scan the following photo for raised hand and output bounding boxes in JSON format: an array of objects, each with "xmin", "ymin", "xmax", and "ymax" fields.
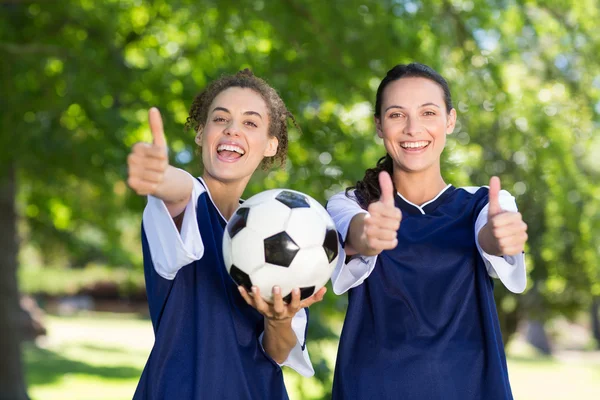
[
  {"xmin": 127, "ymin": 107, "xmax": 169, "ymax": 196},
  {"xmin": 485, "ymin": 176, "xmax": 528, "ymax": 256},
  {"xmin": 360, "ymin": 171, "xmax": 402, "ymax": 255}
]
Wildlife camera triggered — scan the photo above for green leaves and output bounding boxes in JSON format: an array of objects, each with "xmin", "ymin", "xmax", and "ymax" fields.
[{"xmin": 2, "ymin": 0, "xmax": 600, "ymax": 396}]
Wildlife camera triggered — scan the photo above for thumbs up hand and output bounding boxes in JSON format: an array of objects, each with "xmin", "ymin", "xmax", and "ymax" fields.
[
  {"xmin": 127, "ymin": 108, "xmax": 170, "ymax": 196},
  {"xmin": 359, "ymin": 171, "xmax": 402, "ymax": 256},
  {"xmin": 482, "ymin": 176, "xmax": 528, "ymax": 256}
]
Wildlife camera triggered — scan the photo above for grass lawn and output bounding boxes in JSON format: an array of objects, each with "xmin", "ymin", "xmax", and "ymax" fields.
[{"xmin": 24, "ymin": 312, "xmax": 600, "ymax": 400}]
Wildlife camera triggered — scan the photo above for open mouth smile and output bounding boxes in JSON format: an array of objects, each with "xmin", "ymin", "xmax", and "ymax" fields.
[
  {"xmin": 217, "ymin": 143, "xmax": 246, "ymax": 161},
  {"xmin": 400, "ymin": 141, "xmax": 431, "ymax": 151}
]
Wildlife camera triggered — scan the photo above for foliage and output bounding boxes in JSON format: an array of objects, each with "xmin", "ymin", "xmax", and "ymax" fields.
[{"xmin": 2, "ymin": 0, "xmax": 600, "ymax": 398}]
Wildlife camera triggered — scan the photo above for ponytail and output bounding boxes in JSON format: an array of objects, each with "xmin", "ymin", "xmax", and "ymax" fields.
[{"xmin": 346, "ymin": 154, "xmax": 394, "ymax": 209}]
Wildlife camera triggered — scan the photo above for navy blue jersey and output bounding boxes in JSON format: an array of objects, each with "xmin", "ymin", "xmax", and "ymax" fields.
[
  {"xmin": 133, "ymin": 180, "xmax": 297, "ymax": 400},
  {"xmin": 328, "ymin": 186, "xmax": 523, "ymax": 400}
]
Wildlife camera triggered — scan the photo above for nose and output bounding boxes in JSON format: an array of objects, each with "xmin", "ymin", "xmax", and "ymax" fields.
[
  {"xmin": 403, "ymin": 116, "xmax": 421, "ymax": 136},
  {"xmin": 224, "ymin": 120, "xmax": 241, "ymax": 136}
]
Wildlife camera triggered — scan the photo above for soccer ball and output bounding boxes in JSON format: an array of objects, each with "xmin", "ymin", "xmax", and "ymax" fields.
[{"xmin": 223, "ymin": 189, "xmax": 340, "ymax": 303}]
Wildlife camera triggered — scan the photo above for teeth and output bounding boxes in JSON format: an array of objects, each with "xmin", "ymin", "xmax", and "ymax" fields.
[
  {"xmin": 217, "ymin": 144, "xmax": 245, "ymax": 155},
  {"xmin": 401, "ymin": 141, "xmax": 430, "ymax": 149}
]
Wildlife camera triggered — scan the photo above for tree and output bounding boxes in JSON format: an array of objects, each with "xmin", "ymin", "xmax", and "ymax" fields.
[{"xmin": 2, "ymin": 0, "xmax": 599, "ymax": 398}]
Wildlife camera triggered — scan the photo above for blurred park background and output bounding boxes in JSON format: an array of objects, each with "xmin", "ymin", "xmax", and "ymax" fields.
[{"xmin": 1, "ymin": 0, "xmax": 599, "ymax": 399}]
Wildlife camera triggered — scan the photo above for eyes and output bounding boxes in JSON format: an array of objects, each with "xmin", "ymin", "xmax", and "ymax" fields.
[
  {"xmin": 389, "ymin": 110, "xmax": 437, "ymax": 119},
  {"xmin": 212, "ymin": 116, "xmax": 258, "ymax": 128}
]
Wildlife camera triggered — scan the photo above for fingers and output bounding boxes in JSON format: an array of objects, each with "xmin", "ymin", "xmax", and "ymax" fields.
[
  {"xmin": 131, "ymin": 142, "xmax": 169, "ymax": 160},
  {"xmin": 497, "ymin": 233, "xmax": 528, "ymax": 253},
  {"xmin": 238, "ymin": 286, "xmax": 255, "ymax": 305},
  {"xmin": 127, "ymin": 147, "xmax": 168, "ymax": 195},
  {"xmin": 299, "ymin": 287, "xmax": 327, "ymax": 308},
  {"xmin": 149, "ymin": 107, "xmax": 167, "ymax": 147},
  {"xmin": 365, "ymin": 236, "xmax": 398, "ymax": 252},
  {"xmin": 488, "ymin": 176, "xmax": 503, "ymax": 217},
  {"xmin": 367, "ymin": 202, "xmax": 402, "ymax": 224},
  {"xmin": 490, "ymin": 212, "xmax": 526, "ymax": 229},
  {"xmin": 378, "ymin": 171, "xmax": 395, "ymax": 207},
  {"xmin": 271, "ymin": 286, "xmax": 286, "ymax": 316},
  {"xmin": 489, "ymin": 211, "xmax": 528, "ymax": 256},
  {"xmin": 127, "ymin": 126, "xmax": 169, "ymax": 195},
  {"xmin": 251, "ymin": 286, "xmax": 272, "ymax": 314},
  {"xmin": 239, "ymin": 285, "xmax": 326, "ymax": 322},
  {"xmin": 287, "ymin": 288, "xmax": 301, "ymax": 309},
  {"xmin": 363, "ymin": 200, "xmax": 402, "ymax": 253}
]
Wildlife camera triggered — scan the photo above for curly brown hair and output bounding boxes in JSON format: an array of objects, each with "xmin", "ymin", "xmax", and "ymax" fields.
[{"xmin": 185, "ymin": 69, "xmax": 299, "ymax": 170}]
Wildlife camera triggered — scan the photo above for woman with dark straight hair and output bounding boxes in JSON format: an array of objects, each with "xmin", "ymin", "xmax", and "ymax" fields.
[{"xmin": 327, "ymin": 62, "xmax": 528, "ymax": 400}]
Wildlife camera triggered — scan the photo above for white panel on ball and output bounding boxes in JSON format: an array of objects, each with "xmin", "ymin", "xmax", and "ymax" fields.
[
  {"xmin": 287, "ymin": 245, "xmax": 334, "ymax": 289},
  {"xmin": 245, "ymin": 200, "xmax": 291, "ymax": 238},
  {"xmin": 250, "ymin": 263, "xmax": 299, "ymax": 303},
  {"xmin": 309, "ymin": 199, "xmax": 336, "ymax": 230},
  {"xmin": 285, "ymin": 207, "xmax": 327, "ymax": 248},
  {"xmin": 230, "ymin": 227, "xmax": 266, "ymax": 274},
  {"xmin": 240, "ymin": 189, "xmax": 278, "ymax": 207},
  {"xmin": 222, "ymin": 231, "xmax": 233, "ymax": 270}
]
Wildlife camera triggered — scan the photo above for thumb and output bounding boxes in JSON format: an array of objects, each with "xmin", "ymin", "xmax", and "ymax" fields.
[
  {"xmin": 488, "ymin": 176, "xmax": 503, "ymax": 217},
  {"xmin": 378, "ymin": 171, "xmax": 395, "ymax": 207},
  {"xmin": 148, "ymin": 107, "xmax": 167, "ymax": 147}
]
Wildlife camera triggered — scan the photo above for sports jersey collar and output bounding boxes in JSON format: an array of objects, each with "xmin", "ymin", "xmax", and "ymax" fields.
[
  {"xmin": 395, "ymin": 184, "xmax": 455, "ymax": 215},
  {"xmin": 196, "ymin": 177, "xmax": 244, "ymax": 224}
]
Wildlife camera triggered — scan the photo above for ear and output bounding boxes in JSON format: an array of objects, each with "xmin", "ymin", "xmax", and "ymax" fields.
[
  {"xmin": 446, "ymin": 108, "xmax": 457, "ymax": 135},
  {"xmin": 195, "ymin": 128, "xmax": 203, "ymax": 146},
  {"xmin": 374, "ymin": 116, "xmax": 384, "ymax": 138},
  {"xmin": 264, "ymin": 136, "xmax": 278, "ymax": 157}
]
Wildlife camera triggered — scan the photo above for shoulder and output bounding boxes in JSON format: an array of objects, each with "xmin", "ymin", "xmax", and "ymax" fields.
[
  {"xmin": 327, "ymin": 189, "xmax": 362, "ymax": 209},
  {"xmin": 450, "ymin": 186, "xmax": 489, "ymax": 207},
  {"xmin": 457, "ymin": 186, "xmax": 487, "ymax": 195},
  {"xmin": 456, "ymin": 185, "xmax": 515, "ymax": 200},
  {"xmin": 455, "ymin": 185, "xmax": 518, "ymax": 213}
]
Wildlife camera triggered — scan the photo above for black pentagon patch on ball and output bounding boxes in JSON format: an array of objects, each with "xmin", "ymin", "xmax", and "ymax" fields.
[
  {"xmin": 264, "ymin": 232, "xmax": 299, "ymax": 267},
  {"xmin": 227, "ymin": 207, "xmax": 250, "ymax": 238},
  {"xmin": 323, "ymin": 228, "xmax": 339, "ymax": 263},
  {"xmin": 275, "ymin": 190, "xmax": 310, "ymax": 209},
  {"xmin": 229, "ymin": 264, "xmax": 253, "ymax": 292},
  {"xmin": 283, "ymin": 286, "xmax": 316, "ymax": 303}
]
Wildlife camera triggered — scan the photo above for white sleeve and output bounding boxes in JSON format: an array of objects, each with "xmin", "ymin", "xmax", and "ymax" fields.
[
  {"xmin": 142, "ymin": 171, "xmax": 205, "ymax": 280},
  {"xmin": 326, "ymin": 191, "xmax": 377, "ymax": 295},
  {"xmin": 259, "ymin": 309, "xmax": 314, "ymax": 377},
  {"xmin": 474, "ymin": 189, "xmax": 527, "ymax": 293}
]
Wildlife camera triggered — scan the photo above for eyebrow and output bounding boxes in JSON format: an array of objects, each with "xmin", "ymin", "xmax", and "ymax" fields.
[
  {"xmin": 212, "ymin": 107, "xmax": 263, "ymax": 120},
  {"xmin": 384, "ymin": 102, "xmax": 441, "ymax": 112}
]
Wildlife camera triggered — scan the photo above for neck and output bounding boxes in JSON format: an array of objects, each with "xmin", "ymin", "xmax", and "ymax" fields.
[
  {"xmin": 393, "ymin": 165, "xmax": 447, "ymax": 206},
  {"xmin": 201, "ymin": 172, "xmax": 250, "ymax": 220}
]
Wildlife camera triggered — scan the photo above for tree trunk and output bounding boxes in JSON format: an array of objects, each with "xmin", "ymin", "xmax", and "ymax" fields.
[
  {"xmin": 0, "ymin": 164, "xmax": 29, "ymax": 400},
  {"xmin": 592, "ymin": 297, "xmax": 600, "ymax": 350},
  {"xmin": 525, "ymin": 320, "xmax": 552, "ymax": 355},
  {"xmin": 498, "ymin": 305, "xmax": 521, "ymax": 347}
]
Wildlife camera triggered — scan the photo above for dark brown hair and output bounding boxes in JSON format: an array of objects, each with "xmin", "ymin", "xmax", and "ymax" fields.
[
  {"xmin": 185, "ymin": 69, "xmax": 299, "ymax": 169},
  {"xmin": 347, "ymin": 62, "xmax": 454, "ymax": 208}
]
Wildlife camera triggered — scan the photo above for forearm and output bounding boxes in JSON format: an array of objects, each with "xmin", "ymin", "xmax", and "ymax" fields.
[
  {"xmin": 152, "ymin": 166, "xmax": 194, "ymax": 218},
  {"xmin": 478, "ymin": 223, "xmax": 502, "ymax": 256},
  {"xmin": 262, "ymin": 319, "xmax": 297, "ymax": 364}
]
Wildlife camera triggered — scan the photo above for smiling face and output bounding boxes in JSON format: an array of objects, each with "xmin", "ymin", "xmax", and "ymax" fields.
[
  {"xmin": 375, "ymin": 77, "xmax": 456, "ymax": 174},
  {"xmin": 196, "ymin": 87, "xmax": 278, "ymax": 183}
]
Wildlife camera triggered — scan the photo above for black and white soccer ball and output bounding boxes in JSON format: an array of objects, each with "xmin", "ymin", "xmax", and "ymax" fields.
[{"xmin": 223, "ymin": 189, "xmax": 340, "ymax": 303}]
